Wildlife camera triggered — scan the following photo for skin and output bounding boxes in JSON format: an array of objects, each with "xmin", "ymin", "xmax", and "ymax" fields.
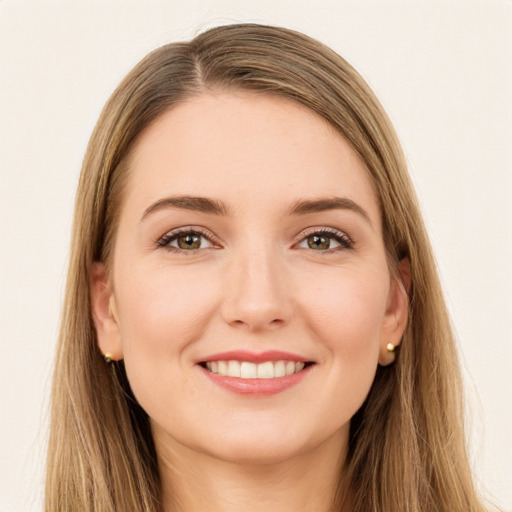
[{"xmin": 91, "ymin": 90, "xmax": 408, "ymax": 512}]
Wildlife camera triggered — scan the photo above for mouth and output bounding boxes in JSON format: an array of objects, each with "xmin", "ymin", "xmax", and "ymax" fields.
[
  {"xmin": 199, "ymin": 360, "xmax": 313, "ymax": 379},
  {"xmin": 197, "ymin": 351, "xmax": 315, "ymax": 396}
]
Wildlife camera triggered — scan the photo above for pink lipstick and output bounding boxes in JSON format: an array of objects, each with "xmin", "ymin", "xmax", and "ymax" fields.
[{"xmin": 197, "ymin": 350, "xmax": 314, "ymax": 396}]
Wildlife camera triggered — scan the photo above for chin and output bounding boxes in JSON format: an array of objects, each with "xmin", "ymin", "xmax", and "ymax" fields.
[
  {"xmin": 195, "ymin": 418, "xmax": 346, "ymax": 467},
  {"xmin": 202, "ymin": 436, "xmax": 312, "ymax": 466}
]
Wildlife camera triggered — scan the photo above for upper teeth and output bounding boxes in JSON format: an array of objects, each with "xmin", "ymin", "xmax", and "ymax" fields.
[{"xmin": 205, "ymin": 360, "xmax": 306, "ymax": 379}]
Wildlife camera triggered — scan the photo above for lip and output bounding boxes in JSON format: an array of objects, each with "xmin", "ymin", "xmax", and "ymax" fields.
[
  {"xmin": 196, "ymin": 350, "xmax": 314, "ymax": 397},
  {"xmin": 198, "ymin": 363, "xmax": 313, "ymax": 396},
  {"xmin": 197, "ymin": 350, "xmax": 311, "ymax": 364}
]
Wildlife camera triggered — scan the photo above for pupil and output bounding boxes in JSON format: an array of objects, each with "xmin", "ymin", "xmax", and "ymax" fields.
[
  {"xmin": 308, "ymin": 235, "xmax": 330, "ymax": 250},
  {"xmin": 178, "ymin": 234, "xmax": 200, "ymax": 249}
]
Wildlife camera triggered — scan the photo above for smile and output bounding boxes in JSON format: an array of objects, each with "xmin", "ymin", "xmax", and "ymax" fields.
[
  {"xmin": 197, "ymin": 350, "xmax": 315, "ymax": 396},
  {"xmin": 203, "ymin": 360, "xmax": 306, "ymax": 379}
]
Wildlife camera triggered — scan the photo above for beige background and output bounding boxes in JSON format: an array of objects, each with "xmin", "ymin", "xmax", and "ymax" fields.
[{"xmin": 0, "ymin": 1, "xmax": 511, "ymax": 510}]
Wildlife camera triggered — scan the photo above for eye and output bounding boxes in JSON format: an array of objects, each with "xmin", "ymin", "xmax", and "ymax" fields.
[
  {"xmin": 296, "ymin": 228, "xmax": 353, "ymax": 252},
  {"xmin": 157, "ymin": 228, "xmax": 216, "ymax": 252}
]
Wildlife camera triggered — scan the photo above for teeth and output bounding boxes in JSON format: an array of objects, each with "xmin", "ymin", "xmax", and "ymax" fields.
[
  {"xmin": 256, "ymin": 361, "xmax": 273, "ymax": 379},
  {"xmin": 240, "ymin": 362, "xmax": 257, "ymax": 379},
  {"xmin": 285, "ymin": 361, "xmax": 296, "ymax": 376},
  {"xmin": 218, "ymin": 361, "xmax": 228, "ymax": 375},
  {"xmin": 274, "ymin": 360, "xmax": 286, "ymax": 378},
  {"xmin": 227, "ymin": 360, "xmax": 241, "ymax": 378},
  {"xmin": 204, "ymin": 359, "xmax": 308, "ymax": 378}
]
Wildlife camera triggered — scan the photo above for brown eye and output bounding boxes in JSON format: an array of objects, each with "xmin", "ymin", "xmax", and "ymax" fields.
[
  {"xmin": 177, "ymin": 233, "xmax": 202, "ymax": 250},
  {"xmin": 307, "ymin": 234, "xmax": 331, "ymax": 250},
  {"xmin": 158, "ymin": 230, "xmax": 215, "ymax": 252},
  {"xmin": 297, "ymin": 229, "xmax": 353, "ymax": 252}
]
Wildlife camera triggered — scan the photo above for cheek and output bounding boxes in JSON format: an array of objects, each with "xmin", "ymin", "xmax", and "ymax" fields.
[
  {"xmin": 116, "ymin": 262, "xmax": 219, "ymax": 349},
  {"xmin": 113, "ymin": 262, "xmax": 225, "ymax": 427},
  {"xmin": 299, "ymin": 265, "xmax": 390, "ymax": 427},
  {"xmin": 113, "ymin": 263, "xmax": 221, "ymax": 398},
  {"xmin": 302, "ymin": 264, "xmax": 389, "ymax": 347},
  {"xmin": 298, "ymin": 262, "xmax": 390, "ymax": 398}
]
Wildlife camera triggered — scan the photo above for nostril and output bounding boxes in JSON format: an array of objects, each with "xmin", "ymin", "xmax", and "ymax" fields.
[
  {"xmin": 220, "ymin": 270, "xmax": 293, "ymax": 331},
  {"xmin": 226, "ymin": 314, "xmax": 289, "ymax": 331}
]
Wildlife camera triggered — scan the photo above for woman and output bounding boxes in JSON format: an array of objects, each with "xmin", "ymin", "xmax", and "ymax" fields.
[{"xmin": 45, "ymin": 23, "xmax": 487, "ymax": 512}]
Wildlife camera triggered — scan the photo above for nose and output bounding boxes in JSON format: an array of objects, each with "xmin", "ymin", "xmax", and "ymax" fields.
[{"xmin": 221, "ymin": 245, "xmax": 293, "ymax": 332}]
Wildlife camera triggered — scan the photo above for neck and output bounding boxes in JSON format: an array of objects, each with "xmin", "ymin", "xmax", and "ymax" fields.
[{"xmin": 154, "ymin": 426, "xmax": 350, "ymax": 512}]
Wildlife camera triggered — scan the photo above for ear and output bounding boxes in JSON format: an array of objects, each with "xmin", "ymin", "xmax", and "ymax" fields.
[
  {"xmin": 378, "ymin": 257, "xmax": 410, "ymax": 366},
  {"xmin": 90, "ymin": 262, "xmax": 123, "ymax": 361}
]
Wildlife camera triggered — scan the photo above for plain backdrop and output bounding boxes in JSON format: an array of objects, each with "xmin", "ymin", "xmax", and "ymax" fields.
[{"xmin": 0, "ymin": 1, "xmax": 511, "ymax": 510}]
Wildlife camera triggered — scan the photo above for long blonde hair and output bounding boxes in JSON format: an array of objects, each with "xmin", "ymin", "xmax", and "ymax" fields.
[{"xmin": 45, "ymin": 23, "xmax": 486, "ymax": 512}]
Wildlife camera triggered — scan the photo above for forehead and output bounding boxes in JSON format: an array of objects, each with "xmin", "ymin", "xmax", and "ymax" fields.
[{"xmin": 123, "ymin": 90, "xmax": 380, "ymax": 224}]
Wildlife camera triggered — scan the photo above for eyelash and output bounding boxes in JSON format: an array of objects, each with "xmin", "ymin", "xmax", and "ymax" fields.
[
  {"xmin": 296, "ymin": 227, "xmax": 354, "ymax": 252},
  {"xmin": 156, "ymin": 227, "xmax": 219, "ymax": 254},
  {"xmin": 156, "ymin": 226, "xmax": 354, "ymax": 254}
]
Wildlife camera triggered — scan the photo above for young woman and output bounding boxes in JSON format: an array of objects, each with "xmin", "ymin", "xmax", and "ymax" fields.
[{"xmin": 45, "ymin": 23, "xmax": 487, "ymax": 512}]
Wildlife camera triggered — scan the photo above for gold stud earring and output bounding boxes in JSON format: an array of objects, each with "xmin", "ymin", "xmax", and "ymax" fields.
[
  {"xmin": 386, "ymin": 342, "xmax": 396, "ymax": 353},
  {"xmin": 103, "ymin": 353, "xmax": 115, "ymax": 363}
]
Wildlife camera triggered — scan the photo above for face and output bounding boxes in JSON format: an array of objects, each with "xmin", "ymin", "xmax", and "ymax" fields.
[{"xmin": 92, "ymin": 91, "xmax": 407, "ymax": 465}]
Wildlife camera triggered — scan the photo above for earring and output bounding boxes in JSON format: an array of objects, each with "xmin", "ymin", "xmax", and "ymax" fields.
[
  {"xmin": 103, "ymin": 353, "xmax": 115, "ymax": 363},
  {"xmin": 386, "ymin": 342, "xmax": 396, "ymax": 353}
]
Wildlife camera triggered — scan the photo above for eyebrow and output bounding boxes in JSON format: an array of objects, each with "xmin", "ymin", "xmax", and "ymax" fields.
[
  {"xmin": 141, "ymin": 196, "xmax": 230, "ymax": 221},
  {"xmin": 286, "ymin": 197, "xmax": 371, "ymax": 224},
  {"xmin": 141, "ymin": 195, "xmax": 371, "ymax": 225}
]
